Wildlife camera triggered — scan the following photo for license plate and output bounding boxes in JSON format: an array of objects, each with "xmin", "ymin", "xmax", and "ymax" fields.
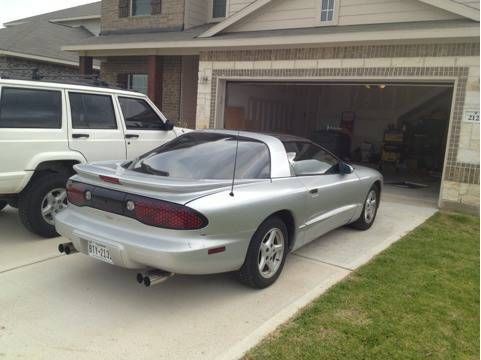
[{"xmin": 87, "ymin": 241, "xmax": 113, "ymax": 264}]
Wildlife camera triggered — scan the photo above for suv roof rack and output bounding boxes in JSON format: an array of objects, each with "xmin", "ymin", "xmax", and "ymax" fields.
[{"xmin": 0, "ymin": 68, "xmax": 121, "ymax": 89}]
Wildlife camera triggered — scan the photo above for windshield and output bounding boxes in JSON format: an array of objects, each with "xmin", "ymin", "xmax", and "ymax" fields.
[{"xmin": 127, "ymin": 132, "xmax": 271, "ymax": 180}]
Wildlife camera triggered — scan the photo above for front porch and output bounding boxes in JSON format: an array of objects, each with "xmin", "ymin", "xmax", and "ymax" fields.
[{"xmin": 79, "ymin": 54, "xmax": 199, "ymax": 129}]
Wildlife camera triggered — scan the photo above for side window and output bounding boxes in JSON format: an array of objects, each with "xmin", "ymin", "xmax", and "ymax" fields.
[
  {"xmin": 69, "ymin": 93, "xmax": 117, "ymax": 129},
  {"xmin": 0, "ymin": 87, "xmax": 62, "ymax": 129},
  {"xmin": 212, "ymin": 0, "xmax": 227, "ymax": 19},
  {"xmin": 284, "ymin": 142, "xmax": 339, "ymax": 176},
  {"xmin": 119, "ymin": 97, "xmax": 165, "ymax": 130}
]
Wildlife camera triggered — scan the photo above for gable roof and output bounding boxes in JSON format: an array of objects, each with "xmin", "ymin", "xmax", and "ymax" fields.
[
  {"xmin": 0, "ymin": 2, "xmax": 100, "ymax": 66},
  {"xmin": 199, "ymin": 0, "xmax": 479, "ymax": 38},
  {"xmin": 3, "ymin": 2, "xmax": 101, "ymax": 27}
]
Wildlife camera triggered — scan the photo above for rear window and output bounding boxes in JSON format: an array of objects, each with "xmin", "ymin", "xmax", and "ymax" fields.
[
  {"xmin": 128, "ymin": 132, "xmax": 271, "ymax": 180},
  {"xmin": 0, "ymin": 87, "xmax": 62, "ymax": 128},
  {"xmin": 69, "ymin": 92, "xmax": 117, "ymax": 129}
]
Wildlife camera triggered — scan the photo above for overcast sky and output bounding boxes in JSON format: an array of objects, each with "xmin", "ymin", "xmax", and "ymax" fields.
[{"xmin": 0, "ymin": 0, "xmax": 98, "ymax": 28}]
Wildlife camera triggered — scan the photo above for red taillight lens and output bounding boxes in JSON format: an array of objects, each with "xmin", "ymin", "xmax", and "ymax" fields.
[
  {"xmin": 99, "ymin": 175, "xmax": 120, "ymax": 184},
  {"xmin": 66, "ymin": 181, "xmax": 89, "ymax": 206},
  {"xmin": 131, "ymin": 197, "xmax": 208, "ymax": 230}
]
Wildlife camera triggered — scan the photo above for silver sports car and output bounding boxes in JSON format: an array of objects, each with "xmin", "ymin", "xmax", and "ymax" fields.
[{"xmin": 55, "ymin": 130, "xmax": 382, "ymax": 289}]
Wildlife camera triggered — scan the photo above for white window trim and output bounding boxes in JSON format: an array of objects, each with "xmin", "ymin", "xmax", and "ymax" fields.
[
  {"xmin": 316, "ymin": 0, "xmax": 340, "ymax": 26},
  {"xmin": 209, "ymin": 0, "xmax": 230, "ymax": 23}
]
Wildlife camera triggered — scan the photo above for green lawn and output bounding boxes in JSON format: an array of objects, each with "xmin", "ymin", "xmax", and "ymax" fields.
[{"xmin": 247, "ymin": 213, "xmax": 480, "ymax": 360}]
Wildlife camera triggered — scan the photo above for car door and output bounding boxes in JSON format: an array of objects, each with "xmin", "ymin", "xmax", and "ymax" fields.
[
  {"xmin": 116, "ymin": 95, "xmax": 177, "ymax": 159},
  {"xmin": 287, "ymin": 141, "xmax": 360, "ymax": 246},
  {"xmin": 67, "ymin": 91, "xmax": 127, "ymax": 162}
]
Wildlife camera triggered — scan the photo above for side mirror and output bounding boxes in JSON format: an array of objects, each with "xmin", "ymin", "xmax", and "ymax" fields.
[
  {"xmin": 163, "ymin": 120, "xmax": 174, "ymax": 131},
  {"xmin": 339, "ymin": 162, "xmax": 354, "ymax": 175}
]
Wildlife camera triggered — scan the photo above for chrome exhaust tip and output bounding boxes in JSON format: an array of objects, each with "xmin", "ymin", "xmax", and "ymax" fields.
[
  {"xmin": 59, "ymin": 242, "xmax": 78, "ymax": 255},
  {"xmin": 136, "ymin": 273, "xmax": 145, "ymax": 284},
  {"xmin": 141, "ymin": 270, "xmax": 174, "ymax": 287}
]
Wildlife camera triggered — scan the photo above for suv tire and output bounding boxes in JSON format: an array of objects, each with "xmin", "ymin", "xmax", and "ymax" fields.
[
  {"xmin": 237, "ymin": 216, "xmax": 288, "ymax": 289},
  {"xmin": 18, "ymin": 172, "xmax": 70, "ymax": 238},
  {"xmin": 0, "ymin": 201, "xmax": 7, "ymax": 212}
]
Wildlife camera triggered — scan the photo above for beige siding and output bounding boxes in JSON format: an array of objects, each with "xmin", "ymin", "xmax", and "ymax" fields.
[
  {"xmin": 339, "ymin": 0, "xmax": 462, "ymax": 25},
  {"xmin": 452, "ymin": 0, "xmax": 480, "ymax": 10},
  {"xmin": 185, "ymin": 0, "xmax": 208, "ymax": 29},
  {"xmin": 227, "ymin": 0, "xmax": 462, "ymax": 33},
  {"xmin": 229, "ymin": 0, "xmax": 256, "ymax": 15}
]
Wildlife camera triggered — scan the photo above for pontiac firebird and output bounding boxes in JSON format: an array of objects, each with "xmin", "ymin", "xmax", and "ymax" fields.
[{"xmin": 55, "ymin": 130, "xmax": 382, "ymax": 289}]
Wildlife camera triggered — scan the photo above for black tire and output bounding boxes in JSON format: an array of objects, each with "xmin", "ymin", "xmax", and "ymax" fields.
[
  {"xmin": 350, "ymin": 184, "xmax": 380, "ymax": 231},
  {"xmin": 18, "ymin": 172, "xmax": 69, "ymax": 238},
  {"xmin": 237, "ymin": 216, "xmax": 289, "ymax": 289},
  {"xmin": 0, "ymin": 201, "xmax": 7, "ymax": 212}
]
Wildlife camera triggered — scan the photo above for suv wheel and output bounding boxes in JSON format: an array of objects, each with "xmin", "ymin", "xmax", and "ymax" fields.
[
  {"xmin": 0, "ymin": 201, "xmax": 7, "ymax": 212},
  {"xmin": 237, "ymin": 216, "xmax": 288, "ymax": 289},
  {"xmin": 18, "ymin": 172, "xmax": 69, "ymax": 238}
]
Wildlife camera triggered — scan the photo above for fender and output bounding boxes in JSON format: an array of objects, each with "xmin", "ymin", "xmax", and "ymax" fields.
[{"xmin": 25, "ymin": 151, "xmax": 87, "ymax": 171}]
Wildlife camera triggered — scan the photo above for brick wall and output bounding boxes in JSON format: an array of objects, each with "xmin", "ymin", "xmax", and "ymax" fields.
[
  {"xmin": 101, "ymin": 0, "xmax": 185, "ymax": 33},
  {"xmin": 101, "ymin": 55, "xmax": 183, "ymax": 125},
  {"xmin": 0, "ymin": 56, "xmax": 79, "ymax": 80}
]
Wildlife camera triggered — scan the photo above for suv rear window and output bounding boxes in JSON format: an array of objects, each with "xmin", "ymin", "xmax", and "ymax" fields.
[
  {"xmin": 0, "ymin": 87, "xmax": 62, "ymax": 129},
  {"xmin": 69, "ymin": 92, "xmax": 117, "ymax": 129}
]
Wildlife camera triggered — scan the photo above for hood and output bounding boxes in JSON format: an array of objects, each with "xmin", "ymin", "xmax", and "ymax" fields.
[{"xmin": 73, "ymin": 161, "xmax": 267, "ymax": 205}]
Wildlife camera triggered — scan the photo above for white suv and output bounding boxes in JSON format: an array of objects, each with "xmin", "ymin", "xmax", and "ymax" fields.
[{"xmin": 0, "ymin": 79, "xmax": 184, "ymax": 237}]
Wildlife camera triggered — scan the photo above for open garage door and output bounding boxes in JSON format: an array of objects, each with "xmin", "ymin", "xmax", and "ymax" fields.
[{"xmin": 223, "ymin": 81, "xmax": 454, "ymax": 206}]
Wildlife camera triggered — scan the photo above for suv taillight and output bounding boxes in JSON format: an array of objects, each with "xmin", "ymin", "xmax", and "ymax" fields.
[
  {"xmin": 127, "ymin": 196, "xmax": 208, "ymax": 230},
  {"xmin": 66, "ymin": 180, "xmax": 89, "ymax": 206}
]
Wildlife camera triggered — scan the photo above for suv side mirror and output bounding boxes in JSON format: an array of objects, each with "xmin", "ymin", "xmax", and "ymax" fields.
[
  {"xmin": 339, "ymin": 161, "xmax": 354, "ymax": 175},
  {"xmin": 163, "ymin": 120, "xmax": 174, "ymax": 131}
]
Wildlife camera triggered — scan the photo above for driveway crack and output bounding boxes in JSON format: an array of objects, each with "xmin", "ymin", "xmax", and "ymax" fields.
[{"xmin": 292, "ymin": 253, "xmax": 354, "ymax": 272}]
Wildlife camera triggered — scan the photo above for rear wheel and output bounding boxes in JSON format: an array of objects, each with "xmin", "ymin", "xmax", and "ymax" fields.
[
  {"xmin": 350, "ymin": 185, "xmax": 380, "ymax": 230},
  {"xmin": 237, "ymin": 217, "xmax": 288, "ymax": 289},
  {"xmin": 18, "ymin": 172, "xmax": 69, "ymax": 238},
  {"xmin": 0, "ymin": 201, "xmax": 7, "ymax": 212}
]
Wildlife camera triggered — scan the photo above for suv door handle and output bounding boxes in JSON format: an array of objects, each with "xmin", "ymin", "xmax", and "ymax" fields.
[
  {"xmin": 309, "ymin": 189, "xmax": 319, "ymax": 195},
  {"xmin": 125, "ymin": 134, "xmax": 140, "ymax": 139},
  {"xmin": 72, "ymin": 133, "xmax": 90, "ymax": 139}
]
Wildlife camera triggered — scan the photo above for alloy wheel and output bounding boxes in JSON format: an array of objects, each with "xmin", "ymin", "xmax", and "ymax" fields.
[
  {"xmin": 364, "ymin": 190, "xmax": 377, "ymax": 224},
  {"xmin": 258, "ymin": 228, "xmax": 285, "ymax": 279},
  {"xmin": 41, "ymin": 188, "xmax": 67, "ymax": 225}
]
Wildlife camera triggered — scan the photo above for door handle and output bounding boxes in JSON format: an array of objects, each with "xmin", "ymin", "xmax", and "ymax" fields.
[
  {"xmin": 125, "ymin": 134, "xmax": 140, "ymax": 139},
  {"xmin": 72, "ymin": 133, "xmax": 90, "ymax": 139},
  {"xmin": 309, "ymin": 189, "xmax": 319, "ymax": 195}
]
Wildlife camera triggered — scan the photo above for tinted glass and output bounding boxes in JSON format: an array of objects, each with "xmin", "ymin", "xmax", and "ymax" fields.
[
  {"xmin": 128, "ymin": 132, "xmax": 271, "ymax": 180},
  {"xmin": 213, "ymin": 0, "xmax": 227, "ymax": 18},
  {"xmin": 0, "ymin": 87, "xmax": 61, "ymax": 129},
  {"xmin": 284, "ymin": 141, "xmax": 338, "ymax": 176},
  {"xmin": 132, "ymin": 0, "xmax": 151, "ymax": 16},
  {"xmin": 119, "ymin": 97, "xmax": 164, "ymax": 130},
  {"xmin": 69, "ymin": 93, "xmax": 117, "ymax": 129}
]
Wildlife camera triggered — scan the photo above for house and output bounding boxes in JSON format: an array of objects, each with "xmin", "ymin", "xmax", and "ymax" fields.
[
  {"xmin": 0, "ymin": 2, "xmax": 101, "ymax": 81},
  {"xmin": 63, "ymin": 0, "xmax": 479, "ymax": 214}
]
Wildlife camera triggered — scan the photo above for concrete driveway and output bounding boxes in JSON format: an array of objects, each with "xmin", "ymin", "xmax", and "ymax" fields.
[{"xmin": 0, "ymin": 189, "xmax": 437, "ymax": 360}]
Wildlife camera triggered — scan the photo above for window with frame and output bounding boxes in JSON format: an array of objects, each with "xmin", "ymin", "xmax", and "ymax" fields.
[
  {"xmin": 119, "ymin": 97, "xmax": 165, "ymax": 130},
  {"xmin": 0, "ymin": 87, "xmax": 62, "ymax": 129},
  {"xmin": 69, "ymin": 93, "xmax": 117, "ymax": 129},
  {"xmin": 212, "ymin": 0, "xmax": 227, "ymax": 19},
  {"xmin": 119, "ymin": 0, "xmax": 161, "ymax": 18},
  {"xmin": 283, "ymin": 141, "xmax": 339, "ymax": 176},
  {"xmin": 320, "ymin": 0, "xmax": 335, "ymax": 22}
]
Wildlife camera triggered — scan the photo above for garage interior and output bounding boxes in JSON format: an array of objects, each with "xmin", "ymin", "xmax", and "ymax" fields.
[{"xmin": 223, "ymin": 81, "xmax": 454, "ymax": 206}]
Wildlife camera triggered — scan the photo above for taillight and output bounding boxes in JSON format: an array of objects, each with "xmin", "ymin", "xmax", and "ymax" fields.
[
  {"xmin": 128, "ymin": 196, "xmax": 208, "ymax": 230},
  {"xmin": 66, "ymin": 180, "xmax": 89, "ymax": 206}
]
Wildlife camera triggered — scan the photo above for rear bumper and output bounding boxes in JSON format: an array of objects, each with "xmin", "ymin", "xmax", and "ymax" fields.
[{"xmin": 55, "ymin": 206, "xmax": 253, "ymax": 275}]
